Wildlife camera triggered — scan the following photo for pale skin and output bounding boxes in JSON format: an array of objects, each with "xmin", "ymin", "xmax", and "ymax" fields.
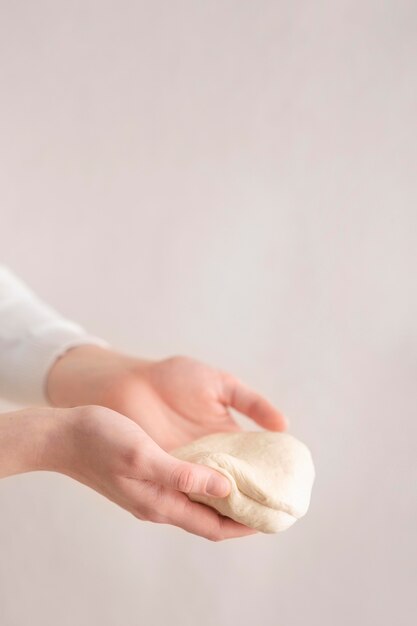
[{"xmin": 1, "ymin": 347, "xmax": 287, "ymax": 541}]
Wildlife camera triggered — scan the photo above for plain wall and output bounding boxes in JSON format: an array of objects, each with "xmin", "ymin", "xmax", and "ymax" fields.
[{"xmin": 0, "ymin": 2, "xmax": 416, "ymax": 625}]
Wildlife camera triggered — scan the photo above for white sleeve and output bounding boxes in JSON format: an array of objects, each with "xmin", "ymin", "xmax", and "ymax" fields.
[{"xmin": 0, "ymin": 264, "xmax": 110, "ymax": 406}]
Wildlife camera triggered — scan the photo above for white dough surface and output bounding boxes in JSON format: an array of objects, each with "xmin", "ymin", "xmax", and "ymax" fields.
[{"xmin": 172, "ymin": 431, "xmax": 315, "ymax": 533}]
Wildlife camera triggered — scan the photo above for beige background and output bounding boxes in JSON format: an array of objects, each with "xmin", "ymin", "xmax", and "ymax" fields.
[{"xmin": 1, "ymin": 1, "xmax": 416, "ymax": 625}]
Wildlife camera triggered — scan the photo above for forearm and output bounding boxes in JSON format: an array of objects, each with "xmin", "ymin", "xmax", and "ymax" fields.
[{"xmin": 0, "ymin": 407, "xmax": 69, "ymax": 478}]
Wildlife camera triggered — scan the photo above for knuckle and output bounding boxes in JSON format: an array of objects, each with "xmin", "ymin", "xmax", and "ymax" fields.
[
  {"xmin": 75, "ymin": 404, "xmax": 104, "ymax": 421},
  {"xmin": 139, "ymin": 504, "xmax": 165, "ymax": 525},
  {"xmin": 171, "ymin": 464, "xmax": 195, "ymax": 493},
  {"xmin": 205, "ymin": 531, "xmax": 223, "ymax": 543},
  {"xmin": 203, "ymin": 519, "xmax": 225, "ymax": 543},
  {"xmin": 132, "ymin": 505, "xmax": 150, "ymax": 521},
  {"xmin": 149, "ymin": 512, "xmax": 166, "ymax": 524},
  {"xmin": 247, "ymin": 394, "xmax": 262, "ymax": 414},
  {"xmin": 90, "ymin": 404, "xmax": 117, "ymax": 416},
  {"xmin": 206, "ymin": 517, "xmax": 228, "ymax": 542},
  {"xmin": 222, "ymin": 374, "xmax": 239, "ymax": 404}
]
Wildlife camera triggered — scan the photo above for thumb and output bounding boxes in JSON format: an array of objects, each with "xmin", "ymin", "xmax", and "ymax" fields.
[{"xmin": 146, "ymin": 448, "xmax": 231, "ymax": 498}]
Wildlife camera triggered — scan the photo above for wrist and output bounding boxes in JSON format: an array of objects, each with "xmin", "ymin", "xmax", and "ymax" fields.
[
  {"xmin": 0, "ymin": 407, "xmax": 73, "ymax": 478},
  {"xmin": 46, "ymin": 345, "xmax": 141, "ymax": 408}
]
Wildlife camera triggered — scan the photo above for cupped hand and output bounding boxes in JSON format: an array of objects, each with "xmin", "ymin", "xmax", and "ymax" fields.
[
  {"xmin": 47, "ymin": 348, "xmax": 288, "ymax": 450},
  {"xmin": 52, "ymin": 404, "xmax": 255, "ymax": 541}
]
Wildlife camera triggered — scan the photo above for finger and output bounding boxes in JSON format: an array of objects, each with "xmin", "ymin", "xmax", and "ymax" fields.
[
  {"xmin": 216, "ymin": 515, "xmax": 258, "ymax": 540},
  {"xmin": 224, "ymin": 377, "xmax": 288, "ymax": 431},
  {"xmin": 146, "ymin": 486, "xmax": 257, "ymax": 541},
  {"xmin": 144, "ymin": 447, "xmax": 232, "ymax": 498},
  {"xmin": 122, "ymin": 474, "xmax": 256, "ymax": 540}
]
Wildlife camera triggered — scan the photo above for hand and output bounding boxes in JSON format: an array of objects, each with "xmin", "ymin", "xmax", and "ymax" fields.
[
  {"xmin": 47, "ymin": 347, "xmax": 288, "ymax": 450},
  {"xmin": 0, "ymin": 404, "xmax": 255, "ymax": 541}
]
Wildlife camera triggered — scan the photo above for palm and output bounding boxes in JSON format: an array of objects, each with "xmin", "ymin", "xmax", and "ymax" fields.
[{"xmin": 101, "ymin": 356, "xmax": 286, "ymax": 451}]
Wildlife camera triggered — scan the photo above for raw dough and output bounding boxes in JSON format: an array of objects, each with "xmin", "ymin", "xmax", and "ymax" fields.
[{"xmin": 172, "ymin": 431, "xmax": 315, "ymax": 533}]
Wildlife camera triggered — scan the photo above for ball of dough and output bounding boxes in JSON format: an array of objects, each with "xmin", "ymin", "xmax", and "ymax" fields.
[{"xmin": 172, "ymin": 431, "xmax": 315, "ymax": 533}]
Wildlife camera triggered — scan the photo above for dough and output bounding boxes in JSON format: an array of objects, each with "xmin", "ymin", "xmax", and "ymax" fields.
[{"xmin": 172, "ymin": 431, "xmax": 315, "ymax": 533}]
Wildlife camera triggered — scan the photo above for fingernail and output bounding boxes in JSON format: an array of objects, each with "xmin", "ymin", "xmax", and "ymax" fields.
[{"xmin": 206, "ymin": 474, "xmax": 230, "ymax": 497}]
